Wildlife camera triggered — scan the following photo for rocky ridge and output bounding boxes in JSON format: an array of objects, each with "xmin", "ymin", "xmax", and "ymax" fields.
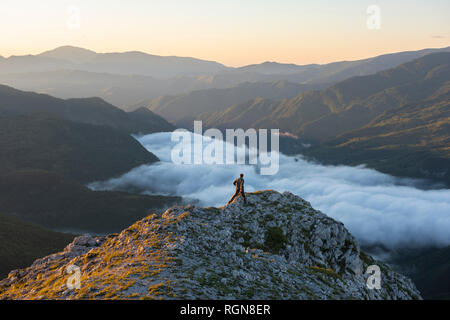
[{"xmin": 0, "ymin": 190, "xmax": 421, "ymax": 299}]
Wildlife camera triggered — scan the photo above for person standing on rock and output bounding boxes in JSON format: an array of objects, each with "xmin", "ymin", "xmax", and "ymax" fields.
[{"xmin": 227, "ymin": 173, "xmax": 247, "ymax": 205}]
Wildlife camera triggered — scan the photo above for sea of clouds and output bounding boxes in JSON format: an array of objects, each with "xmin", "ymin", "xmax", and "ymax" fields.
[{"xmin": 88, "ymin": 132, "xmax": 450, "ymax": 249}]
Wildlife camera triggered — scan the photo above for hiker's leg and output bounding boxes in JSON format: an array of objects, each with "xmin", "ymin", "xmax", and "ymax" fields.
[
  {"xmin": 227, "ymin": 192, "xmax": 239, "ymax": 204},
  {"xmin": 241, "ymin": 192, "xmax": 247, "ymax": 203},
  {"xmin": 228, "ymin": 194, "xmax": 238, "ymax": 204}
]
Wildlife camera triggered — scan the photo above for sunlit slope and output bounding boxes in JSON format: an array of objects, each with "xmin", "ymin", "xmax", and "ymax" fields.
[{"xmin": 0, "ymin": 191, "xmax": 421, "ymax": 300}]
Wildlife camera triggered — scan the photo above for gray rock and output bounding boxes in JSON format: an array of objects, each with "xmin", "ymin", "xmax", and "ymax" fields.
[{"xmin": 0, "ymin": 190, "xmax": 422, "ymax": 300}]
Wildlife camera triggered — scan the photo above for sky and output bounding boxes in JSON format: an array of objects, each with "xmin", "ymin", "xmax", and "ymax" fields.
[{"xmin": 1, "ymin": 0, "xmax": 449, "ymax": 66}]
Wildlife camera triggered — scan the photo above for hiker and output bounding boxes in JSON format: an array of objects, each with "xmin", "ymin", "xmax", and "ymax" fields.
[{"xmin": 227, "ymin": 173, "xmax": 247, "ymax": 205}]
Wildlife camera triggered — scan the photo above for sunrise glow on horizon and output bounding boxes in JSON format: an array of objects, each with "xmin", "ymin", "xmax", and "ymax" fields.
[{"xmin": 1, "ymin": 0, "xmax": 449, "ymax": 66}]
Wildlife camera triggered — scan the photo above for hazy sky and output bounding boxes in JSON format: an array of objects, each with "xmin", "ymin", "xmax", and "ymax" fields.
[{"xmin": 1, "ymin": 0, "xmax": 449, "ymax": 66}]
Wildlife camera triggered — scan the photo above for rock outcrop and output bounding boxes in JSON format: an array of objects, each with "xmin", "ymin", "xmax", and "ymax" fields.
[{"xmin": 0, "ymin": 190, "xmax": 421, "ymax": 299}]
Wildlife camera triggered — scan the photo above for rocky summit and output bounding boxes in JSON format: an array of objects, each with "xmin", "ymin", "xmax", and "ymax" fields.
[{"xmin": 0, "ymin": 190, "xmax": 421, "ymax": 300}]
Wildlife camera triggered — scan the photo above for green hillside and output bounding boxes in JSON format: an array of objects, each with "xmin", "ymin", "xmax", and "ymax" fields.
[
  {"xmin": 303, "ymin": 98, "xmax": 450, "ymax": 185},
  {"xmin": 0, "ymin": 115, "xmax": 181, "ymax": 233},
  {"xmin": 0, "ymin": 170, "xmax": 181, "ymax": 233},
  {"xmin": 390, "ymin": 246, "xmax": 450, "ymax": 299},
  {"xmin": 0, "ymin": 115, "xmax": 158, "ymax": 183},
  {"xmin": 199, "ymin": 52, "xmax": 450, "ymax": 141},
  {"xmin": 0, "ymin": 213, "xmax": 74, "ymax": 279},
  {"xmin": 199, "ymin": 53, "xmax": 450, "ymax": 185},
  {"xmin": 147, "ymin": 80, "xmax": 324, "ymax": 127},
  {"xmin": 0, "ymin": 84, "xmax": 174, "ymax": 134}
]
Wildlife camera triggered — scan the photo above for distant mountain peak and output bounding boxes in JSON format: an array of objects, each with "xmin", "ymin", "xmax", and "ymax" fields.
[
  {"xmin": 42, "ymin": 45, "xmax": 96, "ymax": 52},
  {"xmin": 38, "ymin": 46, "xmax": 98, "ymax": 63},
  {"xmin": 261, "ymin": 61, "xmax": 300, "ymax": 67},
  {"xmin": 237, "ymin": 61, "xmax": 314, "ymax": 75}
]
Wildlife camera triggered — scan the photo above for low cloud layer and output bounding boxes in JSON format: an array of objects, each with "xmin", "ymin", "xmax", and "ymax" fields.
[{"xmin": 89, "ymin": 132, "xmax": 450, "ymax": 249}]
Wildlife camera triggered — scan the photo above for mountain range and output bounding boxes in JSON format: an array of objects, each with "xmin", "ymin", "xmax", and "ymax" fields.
[
  {"xmin": 193, "ymin": 53, "xmax": 450, "ymax": 185},
  {"xmin": 0, "ymin": 114, "xmax": 181, "ymax": 231},
  {"xmin": 0, "ymin": 84, "xmax": 174, "ymax": 135},
  {"xmin": 144, "ymin": 80, "xmax": 327, "ymax": 127},
  {"xmin": 1, "ymin": 46, "xmax": 227, "ymax": 78},
  {"xmin": 196, "ymin": 53, "xmax": 449, "ymax": 139},
  {"xmin": 0, "ymin": 46, "xmax": 448, "ymax": 108},
  {"xmin": 236, "ymin": 47, "xmax": 450, "ymax": 83}
]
